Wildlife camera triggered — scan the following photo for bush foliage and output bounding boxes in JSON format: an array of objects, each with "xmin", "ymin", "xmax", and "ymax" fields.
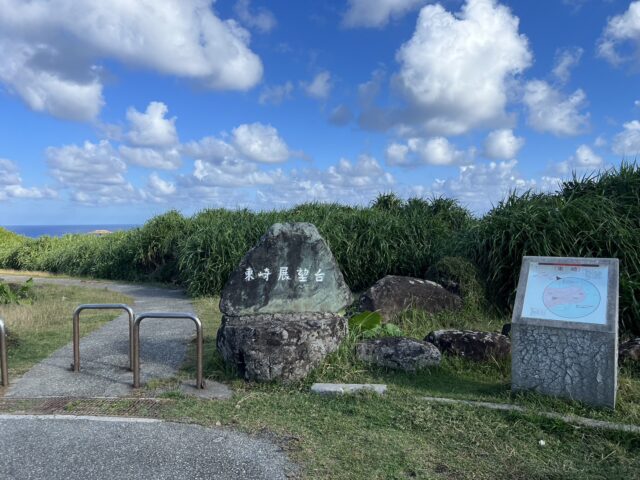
[{"xmin": 2, "ymin": 164, "xmax": 640, "ymax": 333}]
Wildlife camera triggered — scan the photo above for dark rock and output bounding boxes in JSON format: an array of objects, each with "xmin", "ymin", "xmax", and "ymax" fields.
[
  {"xmin": 501, "ymin": 323, "xmax": 511, "ymax": 337},
  {"xmin": 356, "ymin": 337, "xmax": 441, "ymax": 372},
  {"xmin": 425, "ymin": 329, "xmax": 511, "ymax": 361},
  {"xmin": 216, "ymin": 313, "xmax": 347, "ymax": 382},
  {"xmin": 220, "ymin": 223, "xmax": 353, "ymax": 316},
  {"xmin": 359, "ymin": 275, "xmax": 462, "ymax": 322},
  {"xmin": 619, "ymin": 338, "xmax": 640, "ymax": 363}
]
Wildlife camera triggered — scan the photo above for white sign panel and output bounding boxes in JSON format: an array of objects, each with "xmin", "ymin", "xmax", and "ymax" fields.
[{"xmin": 521, "ymin": 261, "xmax": 609, "ymax": 325}]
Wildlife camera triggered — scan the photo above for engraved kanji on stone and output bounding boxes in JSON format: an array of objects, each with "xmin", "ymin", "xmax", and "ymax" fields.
[
  {"xmin": 244, "ymin": 267, "xmax": 255, "ymax": 282},
  {"xmin": 257, "ymin": 268, "xmax": 271, "ymax": 281},
  {"xmin": 297, "ymin": 268, "xmax": 310, "ymax": 282},
  {"xmin": 278, "ymin": 267, "xmax": 291, "ymax": 281}
]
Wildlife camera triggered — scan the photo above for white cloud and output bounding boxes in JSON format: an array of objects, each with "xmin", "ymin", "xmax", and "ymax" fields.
[
  {"xmin": 178, "ymin": 153, "xmax": 395, "ymax": 208},
  {"xmin": 612, "ymin": 120, "xmax": 640, "ymax": 157},
  {"xmin": 386, "ymin": 137, "xmax": 474, "ymax": 166},
  {"xmin": 46, "ymin": 140, "xmax": 138, "ymax": 204},
  {"xmin": 147, "ymin": 173, "xmax": 176, "ymax": 196},
  {"xmin": 523, "ymin": 80, "xmax": 590, "ymax": 136},
  {"xmin": 0, "ymin": 158, "xmax": 56, "ymax": 201},
  {"xmin": 0, "ymin": 159, "xmax": 21, "ymax": 187},
  {"xmin": 183, "ymin": 136, "xmax": 238, "ymax": 163},
  {"xmin": 597, "ymin": 1, "xmax": 640, "ymax": 66},
  {"xmin": 184, "ymin": 123, "xmax": 293, "ymax": 166},
  {"xmin": 385, "ymin": 143, "xmax": 410, "ymax": 165},
  {"xmin": 394, "ymin": 0, "xmax": 532, "ymax": 135},
  {"xmin": 234, "ymin": 0, "xmax": 276, "ymax": 33},
  {"xmin": 594, "ymin": 135, "xmax": 607, "ymax": 148},
  {"xmin": 483, "ymin": 129, "xmax": 525, "ymax": 160},
  {"xmin": 303, "ymin": 71, "xmax": 332, "ymax": 100},
  {"xmin": 553, "ymin": 144, "xmax": 604, "ymax": 175},
  {"xmin": 255, "ymin": 155, "xmax": 395, "ymax": 207},
  {"xmin": 552, "ymin": 47, "xmax": 583, "ymax": 83},
  {"xmin": 232, "ymin": 123, "xmax": 290, "ymax": 163},
  {"xmin": 119, "ymin": 146, "xmax": 182, "ymax": 170},
  {"xmin": 432, "ymin": 159, "xmax": 539, "ymax": 213},
  {"xmin": 0, "ymin": 0, "xmax": 263, "ymax": 120},
  {"xmin": 190, "ymin": 159, "xmax": 285, "ymax": 187},
  {"xmin": 259, "ymin": 82, "xmax": 294, "ymax": 105},
  {"xmin": 126, "ymin": 102, "xmax": 178, "ymax": 147},
  {"xmin": 343, "ymin": 0, "xmax": 428, "ymax": 28},
  {"xmin": 0, "ymin": 40, "xmax": 104, "ymax": 121}
]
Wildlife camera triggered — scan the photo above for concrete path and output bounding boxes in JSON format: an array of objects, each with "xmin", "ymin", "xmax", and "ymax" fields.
[
  {"xmin": 2, "ymin": 275, "xmax": 201, "ymax": 398},
  {"xmin": 0, "ymin": 414, "xmax": 294, "ymax": 480}
]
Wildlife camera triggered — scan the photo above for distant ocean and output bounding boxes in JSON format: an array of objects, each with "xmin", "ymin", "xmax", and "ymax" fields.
[{"xmin": 2, "ymin": 225, "xmax": 139, "ymax": 238}]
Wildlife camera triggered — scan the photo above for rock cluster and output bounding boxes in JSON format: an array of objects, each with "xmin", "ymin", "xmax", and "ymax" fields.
[
  {"xmin": 619, "ymin": 338, "xmax": 640, "ymax": 363},
  {"xmin": 356, "ymin": 337, "xmax": 441, "ymax": 372},
  {"xmin": 359, "ymin": 275, "xmax": 462, "ymax": 322},
  {"xmin": 425, "ymin": 329, "xmax": 511, "ymax": 361},
  {"xmin": 216, "ymin": 223, "xmax": 352, "ymax": 382}
]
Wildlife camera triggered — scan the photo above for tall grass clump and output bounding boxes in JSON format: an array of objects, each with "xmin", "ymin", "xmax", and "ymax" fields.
[
  {"xmin": 469, "ymin": 163, "xmax": 640, "ymax": 334},
  {"xmin": 177, "ymin": 198, "xmax": 472, "ymax": 297},
  {"xmin": 0, "ymin": 227, "xmax": 27, "ymax": 267}
]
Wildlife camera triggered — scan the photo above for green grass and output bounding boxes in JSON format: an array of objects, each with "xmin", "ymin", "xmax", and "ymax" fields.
[
  {"xmin": 0, "ymin": 283, "xmax": 132, "ymax": 377},
  {"xmin": 131, "ymin": 297, "xmax": 639, "ymax": 479},
  {"xmin": 1, "ymin": 282, "xmax": 637, "ymax": 478}
]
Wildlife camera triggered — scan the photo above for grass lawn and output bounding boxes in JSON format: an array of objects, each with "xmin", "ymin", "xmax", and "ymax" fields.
[
  {"xmin": 2, "ymin": 284, "xmax": 638, "ymax": 479},
  {"xmin": 152, "ymin": 297, "xmax": 640, "ymax": 480},
  {"xmin": 0, "ymin": 281, "xmax": 132, "ymax": 377}
]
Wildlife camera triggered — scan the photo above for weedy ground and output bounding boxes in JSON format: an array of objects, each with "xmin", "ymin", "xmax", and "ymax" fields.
[
  {"xmin": 0, "ymin": 283, "xmax": 131, "ymax": 376},
  {"xmin": 146, "ymin": 297, "xmax": 640, "ymax": 480}
]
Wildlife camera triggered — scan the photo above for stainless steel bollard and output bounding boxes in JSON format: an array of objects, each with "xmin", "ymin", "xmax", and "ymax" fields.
[
  {"xmin": 73, "ymin": 304, "xmax": 135, "ymax": 372},
  {"xmin": 0, "ymin": 319, "xmax": 8, "ymax": 387},
  {"xmin": 132, "ymin": 312, "xmax": 204, "ymax": 389}
]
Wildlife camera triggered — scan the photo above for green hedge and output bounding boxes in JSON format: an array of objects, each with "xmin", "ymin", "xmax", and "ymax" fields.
[
  {"xmin": 468, "ymin": 164, "xmax": 640, "ymax": 334},
  {"xmin": 2, "ymin": 164, "xmax": 640, "ymax": 334}
]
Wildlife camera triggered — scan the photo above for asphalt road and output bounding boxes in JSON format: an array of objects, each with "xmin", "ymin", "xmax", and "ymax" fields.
[{"xmin": 0, "ymin": 414, "xmax": 294, "ymax": 480}]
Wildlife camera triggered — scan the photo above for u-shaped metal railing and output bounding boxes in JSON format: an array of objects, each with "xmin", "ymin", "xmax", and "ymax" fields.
[
  {"xmin": 133, "ymin": 312, "xmax": 204, "ymax": 389},
  {"xmin": 0, "ymin": 319, "xmax": 8, "ymax": 387},
  {"xmin": 73, "ymin": 304, "xmax": 135, "ymax": 372}
]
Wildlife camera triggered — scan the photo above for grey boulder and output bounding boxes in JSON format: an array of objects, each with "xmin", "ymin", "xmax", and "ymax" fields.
[
  {"xmin": 425, "ymin": 329, "xmax": 511, "ymax": 361},
  {"xmin": 359, "ymin": 275, "xmax": 462, "ymax": 322},
  {"xmin": 220, "ymin": 223, "xmax": 353, "ymax": 316},
  {"xmin": 356, "ymin": 337, "xmax": 441, "ymax": 372},
  {"xmin": 216, "ymin": 313, "xmax": 347, "ymax": 382},
  {"xmin": 619, "ymin": 338, "xmax": 640, "ymax": 363}
]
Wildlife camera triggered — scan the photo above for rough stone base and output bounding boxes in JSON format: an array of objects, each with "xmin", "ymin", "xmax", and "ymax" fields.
[
  {"xmin": 356, "ymin": 337, "xmax": 441, "ymax": 372},
  {"xmin": 216, "ymin": 313, "xmax": 347, "ymax": 382},
  {"xmin": 512, "ymin": 324, "xmax": 617, "ymax": 408},
  {"xmin": 425, "ymin": 329, "xmax": 511, "ymax": 361}
]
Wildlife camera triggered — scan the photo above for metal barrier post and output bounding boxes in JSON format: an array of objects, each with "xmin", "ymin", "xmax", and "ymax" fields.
[
  {"xmin": 73, "ymin": 304, "xmax": 135, "ymax": 372},
  {"xmin": 0, "ymin": 319, "xmax": 8, "ymax": 387},
  {"xmin": 132, "ymin": 312, "xmax": 204, "ymax": 389}
]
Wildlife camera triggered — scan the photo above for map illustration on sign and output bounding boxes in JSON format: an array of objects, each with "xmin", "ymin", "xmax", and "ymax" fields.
[
  {"xmin": 521, "ymin": 262, "xmax": 609, "ymax": 324},
  {"xmin": 542, "ymin": 277, "xmax": 600, "ymax": 319}
]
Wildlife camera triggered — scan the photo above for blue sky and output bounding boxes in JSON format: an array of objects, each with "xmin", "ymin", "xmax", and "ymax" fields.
[{"xmin": 1, "ymin": 0, "xmax": 640, "ymax": 225}]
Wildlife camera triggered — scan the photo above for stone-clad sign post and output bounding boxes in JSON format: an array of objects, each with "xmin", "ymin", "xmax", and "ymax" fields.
[
  {"xmin": 511, "ymin": 256, "xmax": 619, "ymax": 408},
  {"xmin": 217, "ymin": 223, "xmax": 353, "ymax": 382}
]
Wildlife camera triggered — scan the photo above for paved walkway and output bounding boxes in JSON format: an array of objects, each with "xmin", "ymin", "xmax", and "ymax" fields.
[
  {"xmin": 2, "ymin": 275, "xmax": 202, "ymax": 397},
  {"xmin": 0, "ymin": 414, "xmax": 294, "ymax": 480}
]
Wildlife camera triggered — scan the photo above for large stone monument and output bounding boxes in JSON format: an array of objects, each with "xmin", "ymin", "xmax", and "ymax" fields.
[
  {"xmin": 217, "ymin": 223, "xmax": 353, "ymax": 382},
  {"xmin": 511, "ymin": 256, "xmax": 619, "ymax": 408}
]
